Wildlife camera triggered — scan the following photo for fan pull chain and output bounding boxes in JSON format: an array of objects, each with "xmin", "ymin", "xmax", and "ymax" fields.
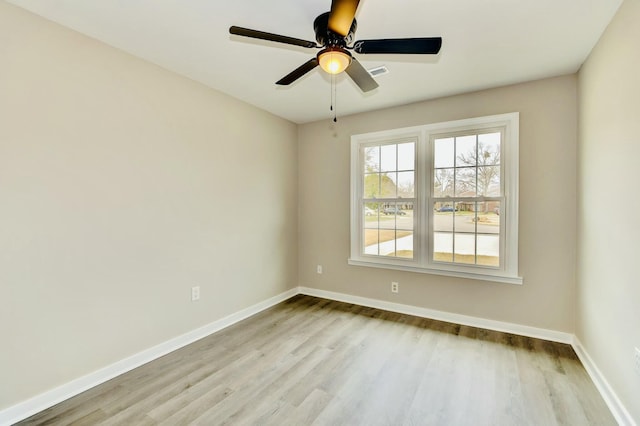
[
  {"xmin": 330, "ymin": 73, "xmax": 333, "ymax": 113},
  {"xmin": 330, "ymin": 73, "xmax": 338, "ymax": 122}
]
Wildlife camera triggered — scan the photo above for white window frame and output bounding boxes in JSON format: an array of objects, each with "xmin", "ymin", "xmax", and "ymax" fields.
[{"xmin": 349, "ymin": 113, "xmax": 522, "ymax": 285}]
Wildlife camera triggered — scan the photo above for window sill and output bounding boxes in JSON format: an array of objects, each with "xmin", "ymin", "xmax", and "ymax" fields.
[{"xmin": 347, "ymin": 258, "xmax": 523, "ymax": 285}]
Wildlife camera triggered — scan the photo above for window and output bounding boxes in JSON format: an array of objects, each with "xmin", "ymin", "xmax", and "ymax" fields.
[
  {"xmin": 350, "ymin": 113, "xmax": 521, "ymax": 284},
  {"xmin": 362, "ymin": 140, "xmax": 416, "ymax": 258}
]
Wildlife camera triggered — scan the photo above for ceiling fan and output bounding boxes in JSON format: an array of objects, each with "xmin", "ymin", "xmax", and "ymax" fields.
[{"xmin": 229, "ymin": 0, "xmax": 442, "ymax": 93}]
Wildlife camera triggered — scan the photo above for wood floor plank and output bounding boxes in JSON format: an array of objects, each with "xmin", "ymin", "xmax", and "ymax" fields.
[{"xmin": 17, "ymin": 295, "xmax": 616, "ymax": 426}]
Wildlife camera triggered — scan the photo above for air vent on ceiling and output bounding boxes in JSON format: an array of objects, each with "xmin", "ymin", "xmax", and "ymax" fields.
[{"xmin": 367, "ymin": 65, "xmax": 389, "ymax": 78}]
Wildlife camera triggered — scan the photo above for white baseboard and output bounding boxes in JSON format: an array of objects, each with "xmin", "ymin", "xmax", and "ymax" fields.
[
  {"xmin": 0, "ymin": 287, "xmax": 298, "ymax": 426},
  {"xmin": 572, "ymin": 337, "xmax": 637, "ymax": 426},
  {"xmin": 298, "ymin": 287, "xmax": 573, "ymax": 344}
]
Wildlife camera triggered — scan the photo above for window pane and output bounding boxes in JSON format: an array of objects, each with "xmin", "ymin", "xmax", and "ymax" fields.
[
  {"xmin": 454, "ymin": 202, "xmax": 475, "ymax": 235},
  {"xmin": 364, "ymin": 173, "xmax": 380, "ymax": 198},
  {"xmin": 394, "ymin": 240, "xmax": 414, "ymax": 258},
  {"xmin": 397, "ymin": 171, "xmax": 414, "ymax": 198},
  {"xmin": 434, "ymin": 137, "xmax": 454, "ymax": 168},
  {"xmin": 490, "ymin": 201, "xmax": 501, "ymax": 221},
  {"xmin": 477, "ymin": 166, "xmax": 500, "ymax": 196},
  {"xmin": 434, "ymin": 203, "xmax": 454, "ymax": 232},
  {"xmin": 397, "ymin": 142, "xmax": 415, "ymax": 171},
  {"xmin": 364, "ymin": 202, "xmax": 380, "ymax": 256},
  {"xmin": 476, "ymin": 200, "xmax": 500, "ymax": 266},
  {"xmin": 379, "ymin": 203, "xmax": 397, "ymax": 229},
  {"xmin": 395, "ymin": 201, "xmax": 414, "ymax": 258},
  {"xmin": 455, "ymin": 167, "xmax": 476, "ymax": 197},
  {"xmin": 380, "ymin": 144, "xmax": 396, "ymax": 172},
  {"xmin": 396, "ymin": 202, "xmax": 413, "ymax": 231},
  {"xmin": 364, "ymin": 202, "xmax": 380, "ymax": 222},
  {"xmin": 380, "ymin": 173, "xmax": 397, "ymax": 198},
  {"xmin": 477, "ymin": 234, "xmax": 499, "ymax": 266},
  {"xmin": 434, "ymin": 168, "xmax": 454, "ymax": 197},
  {"xmin": 434, "ymin": 232, "xmax": 453, "ymax": 262},
  {"xmin": 454, "ymin": 233, "xmax": 476, "ymax": 264},
  {"xmin": 364, "ymin": 146, "xmax": 380, "ymax": 172},
  {"xmin": 474, "ymin": 201, "xmax": 500, "ymax": 234},
  {"xmin": 455, "ymin": 200, "xmax": 472, "ymax": 216},
  {"xmin": 364, "ymin": 230, "xmax": 379, "ymax": 255},
  {"xmin": 478, "ymin": 132, "xmax": 500, "ymax": 166},
  {"xmin": 456, "ymin": 135, "xmax": 477, "ymax": 167}
]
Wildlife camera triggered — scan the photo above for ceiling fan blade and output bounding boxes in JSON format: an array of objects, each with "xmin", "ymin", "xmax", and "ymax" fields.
[
  {"xmin": 345, "ymin": 58, "xmax": 378, "ymax": 93},
  {"xmin": 276, "ymin": 58, "xmax": 319, "ymax": 85},
  {"xmin": 328, "ymin": 0, "xmax": 360, "ymax": 36},
  {"xmin": 353, "ymin": 37, "xmax": 442, "ymax": 54},
  {"xmin": 229, "ymin": 26, "xmax": 317, "ymax": 49}
]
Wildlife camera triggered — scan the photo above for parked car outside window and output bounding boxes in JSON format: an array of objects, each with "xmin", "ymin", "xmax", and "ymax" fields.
[{"xmin": 383, "ymin": 207, "xmax": 406, "ymax": 215}]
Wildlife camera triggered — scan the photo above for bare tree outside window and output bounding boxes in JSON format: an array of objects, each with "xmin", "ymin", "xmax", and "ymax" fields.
[{"xmin": 455, "ymin": 137, "xmax": 501, "ymax": 198}]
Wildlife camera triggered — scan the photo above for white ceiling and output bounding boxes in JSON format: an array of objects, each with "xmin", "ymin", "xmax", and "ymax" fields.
[{"xmin": 8, "ymin": 0, "xmax": 622, "ymax": 123}]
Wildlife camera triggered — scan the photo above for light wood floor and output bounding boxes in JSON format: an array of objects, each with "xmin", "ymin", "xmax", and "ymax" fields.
[{"xmin": 19, "ymin": 295, "xmax": 615, "ymax": 425}]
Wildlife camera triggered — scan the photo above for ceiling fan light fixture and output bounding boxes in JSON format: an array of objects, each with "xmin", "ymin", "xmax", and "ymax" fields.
[{"xmin": 317, "ymin": 47, "xmax": 352, "ymax": 75}]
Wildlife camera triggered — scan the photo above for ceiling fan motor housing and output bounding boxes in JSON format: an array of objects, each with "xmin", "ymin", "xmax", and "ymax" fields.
[{"xmin": 313, "ymin": 12, "xmax": 357, "ymax": 47}]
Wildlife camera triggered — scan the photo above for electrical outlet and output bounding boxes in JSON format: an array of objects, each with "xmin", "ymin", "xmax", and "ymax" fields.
[
  {"xmin": 191, "ymin": 286, "xmax": 200, "ymax": 301},
  {"xmin": 634, "ymin": 347, "xmax": 640, "ymax": 375},
  {"xmin": 391, "ymin": 282, "xmax": 399, "ymax": 293},
  {"xmin": 317, "ymin": 265, "xmax": 323, "ymax": 274}
]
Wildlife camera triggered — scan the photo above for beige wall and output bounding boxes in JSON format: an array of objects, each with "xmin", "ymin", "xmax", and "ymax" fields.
[
  {"xmin": 0, "ymin": 2, "xmax": 298, "ymax": 410},
  {"xmin": 577, "ymin": 0, "xmax": 640, "ymax": 422},
  {"xmin": 299, "ymin": 75, "xmax": 578, "ymax": 332}
]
